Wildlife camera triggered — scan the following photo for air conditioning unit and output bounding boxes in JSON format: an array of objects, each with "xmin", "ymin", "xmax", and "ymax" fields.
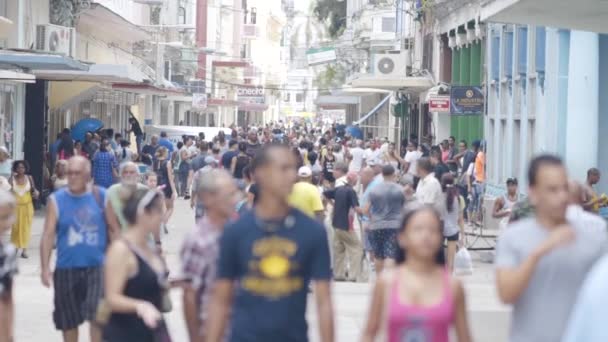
[
  {"xmin": 372, "ymin": 51, "xmax": 411, "ymax": 77},
  {"xmin": 36, "ymin": 24, "xmax": 75, "ymax": 56}
]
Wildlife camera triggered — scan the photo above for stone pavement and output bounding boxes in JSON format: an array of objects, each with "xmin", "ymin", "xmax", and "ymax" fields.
[{"xmin": 4, "ymin": 200, "xmax": 511, "ymax": 342}]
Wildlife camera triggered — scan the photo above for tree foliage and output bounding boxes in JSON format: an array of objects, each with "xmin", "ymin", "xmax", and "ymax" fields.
[{"xmin": 313, "ymin": 0, "xmax": 347, "ymax": 39}]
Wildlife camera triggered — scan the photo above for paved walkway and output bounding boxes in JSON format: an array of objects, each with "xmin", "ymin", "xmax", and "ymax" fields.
[{"xmin": 4, "ymin": 200, "xmax": 511, "ymax": 341}]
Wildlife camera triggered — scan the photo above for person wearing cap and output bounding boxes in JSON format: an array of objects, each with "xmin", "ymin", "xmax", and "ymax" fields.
[
  {"xmin": 493, "ymin": 178, "xmax": 519, "ymax": 221},
  {"xmin": 323, "ymin": 169, "xmax": 364, "ymax": 282},
  {"xmin": 288, "ymin": 166, "xmax": 325, "ymax": 221}
]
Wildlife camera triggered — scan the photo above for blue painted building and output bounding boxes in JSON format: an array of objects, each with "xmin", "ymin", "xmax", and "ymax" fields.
[{"xmin": 484, "ymin": 24, "xmax": 608, "ymax": 193}]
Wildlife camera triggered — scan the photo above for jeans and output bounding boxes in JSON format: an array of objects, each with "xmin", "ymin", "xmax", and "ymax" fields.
[{"xmin": 135, "ymin": 135, "xmax": 143, "ymax": 155}]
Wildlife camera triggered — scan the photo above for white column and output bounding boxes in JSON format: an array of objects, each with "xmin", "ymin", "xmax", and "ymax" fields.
[{"xmin": 565, "ymin": 31, "xmax": 599, "ymax": 181}]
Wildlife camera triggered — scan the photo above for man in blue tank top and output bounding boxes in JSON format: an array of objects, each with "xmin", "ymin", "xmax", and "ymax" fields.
[{"xmin": 40, "ymin": 156, "xmax": 110, "ymax": 342}]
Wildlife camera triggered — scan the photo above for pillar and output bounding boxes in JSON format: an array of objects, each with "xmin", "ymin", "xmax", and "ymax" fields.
[
  {"xmin": 460, "ymin": 46, "xmax": 471, "ymax": 86},
  {"xmin": 452, "ymin": 48, "xmax": 461, "ymax": 85},
  {"xmin": 565, "ymin": 31, "xmax": 599, "ymax": 181},
  {"xmin": 470, "ymin": 42, "xmax": 482, "ymax": 85}
]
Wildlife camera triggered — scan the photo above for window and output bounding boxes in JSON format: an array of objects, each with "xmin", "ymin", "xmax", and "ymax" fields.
[
  {"xmin": 382, "ymin": 17, "xmax": 395, "ymax": 33},
  {"xmin": 535, "ymin": 27, "xmax": 546, "ymax": 73},
  {"xmin": 517, "ymin": 26, "xmax": 528, "ymax": 75},
  {"xmin": 178, "ymin": 7, "xmax": 186, "ymax": 25},
  {"xmin": 491, "ymin": 30, "xmax": 500, "ymax": 81},
  {"xmin": 284, "ymin": 93, "xmax": 290, "ymax": 102},
  {"xmin": 296, "ymin": 93, "xmax": 303, "ymax": 103},
  {"xmin": 503, "ymin": 28, "xmax": 514, "ymax": 78},
  {"xmin": 250, "ymin": 7, "xmax": 257, "ymax": 24}
]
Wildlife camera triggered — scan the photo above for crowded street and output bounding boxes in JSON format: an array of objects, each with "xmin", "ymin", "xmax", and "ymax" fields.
[
  {"xmin": 9, "ymin": 199, "xmax": 510, "ymax": 342},
  {"xmin": 1, "ymin": 0, "xmax": 608, "ymax": 341}
]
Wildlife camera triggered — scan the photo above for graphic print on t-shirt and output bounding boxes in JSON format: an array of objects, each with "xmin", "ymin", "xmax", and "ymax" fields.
[
  {"xmin": 242, "ymin": 236, "xmax": 303, "ymax": 299},
  {"xmin": 400, "ymin": 317, "xmax": 431, "ymax": 342},
  {"xmin": 68, "ymin": 206, "xmax": 101, "ymax": 247}
]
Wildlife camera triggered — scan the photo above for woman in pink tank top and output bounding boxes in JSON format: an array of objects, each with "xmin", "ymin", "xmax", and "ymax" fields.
[{"xmin": 361, "ymin": 206, "xmax": 472, "ymax": 342}]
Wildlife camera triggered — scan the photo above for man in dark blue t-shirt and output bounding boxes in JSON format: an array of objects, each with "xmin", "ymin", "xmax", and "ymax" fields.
[
  {"xmin": 221, "ymin": 140, "xmax": 239, "ymax": 170},
  {"xmin": 207, "ymin": 145, "xmax": 334, "ymax": 342}
]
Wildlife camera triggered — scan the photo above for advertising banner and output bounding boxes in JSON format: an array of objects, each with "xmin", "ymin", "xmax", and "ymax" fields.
[{"xmin": 450, "ymin": 86, "xmax": 484, "ymax": 115}]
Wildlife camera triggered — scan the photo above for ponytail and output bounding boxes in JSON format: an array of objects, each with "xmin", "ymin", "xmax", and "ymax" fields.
[{"xmin": 441, "ymin": 173, "xmax": 458, "ymax": 213}]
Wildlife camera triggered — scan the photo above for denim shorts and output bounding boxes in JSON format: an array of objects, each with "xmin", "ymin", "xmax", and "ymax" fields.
[{"xmin": 368, "ymin": 229, "xmax": 399, "ymax": 260}]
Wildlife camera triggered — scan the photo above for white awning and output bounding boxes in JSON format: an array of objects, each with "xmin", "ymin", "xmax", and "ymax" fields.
[
  {"xmin": 349, "ymin": 75, "xmax": 434, "ymax": 92},
  {"xmin": 315, "ymin": 95, "xmax": 360, "ymax": 105},
  {"xmin": 0, "ymin": 70, "xmax": 35, "ymax": 83},
  {"xmin": 481, "ymin": 0, "xmax": 608, "ymax": 34},
  {"xmin": 32, "ymin": 64, "xmax": 149, "ymax": 83}
]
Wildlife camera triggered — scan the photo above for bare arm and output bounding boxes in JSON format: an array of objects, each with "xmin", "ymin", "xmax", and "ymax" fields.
[
  {"xmin": 40, "ymin": 200, "xmax": 57, "ymax": 288},
  {"xmin": 230, "ymin": 156, "xmax": 237, "ymax": 175},
  {"xmin": 205, "ymin": 280, "xmax": 234, "ymax": 342},
  {"xmin": 453, "ymin": 279, "xmax": 472, "ymax": 342},
  {"xmin": 361, "ymin": 276, "xmax": 386, "ymax": 342},
  {"xmin": 0, "ymin": 291, "xmax": 13, "ymax": 342},
  {"xmin": 166, "ymin": 161, "xmax": 177, "ymax": 197},
  {"xmin": 492, "ymin": 197, "xmax": 508, "ymax": 218},
  {"xmin": 314, "ymin": 280, "xmax": 334, "ymax": 342},
  {"xmin": 105, "ymin": 203, "xmax": 121, "ymax": 241},
  {"xmin": 496, "ymin": 226, "xmax": 574, "ymax": 304},
  {"xmin": 183, "ymin": 286, "xmax": 202, "ymax": 342}
]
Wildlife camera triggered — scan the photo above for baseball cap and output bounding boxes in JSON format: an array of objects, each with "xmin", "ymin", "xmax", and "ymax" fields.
[{"xmin": 298, "ymin": 166, "xmax": 312, "ymax": 178}]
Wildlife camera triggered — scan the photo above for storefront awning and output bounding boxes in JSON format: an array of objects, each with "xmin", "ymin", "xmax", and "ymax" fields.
[
  {"xmin": 316, "ymin": 95, "xmax": 360, "ymax": 105},
  {"xmin": 0, "ymin": 51, "xmax": 88, "ymax": 71},
  {"xmin": 112, "ymin": 83, "xmax": 184, "ymax": 96},
  {"xmin": 481, "ymin": 0, "xmax": 608, "ymax": 34},
  {"xmin": 0, "ymin": 70, "xmax": 35, "ymax": 83},
  {"xmin": 350, "ymin": 75, "xmax": 434, "ymax": 92},
  {"xmin": 33, "ymin": 64, "xmax": 149, "ymax": 83},
  {"xmin": 78, "ymin": 3, "xmax": 152, "ymax": 43}
]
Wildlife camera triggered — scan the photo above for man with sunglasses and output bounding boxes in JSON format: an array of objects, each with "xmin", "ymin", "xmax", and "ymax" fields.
[{"xmin": 40, "ymin": 156, "xmax": 109, "ymax": 342}]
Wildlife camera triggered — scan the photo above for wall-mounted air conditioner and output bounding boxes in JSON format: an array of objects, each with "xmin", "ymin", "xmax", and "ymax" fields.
[
  {"xmin": 372, "ymin": 51, "xmax": 410, "ymax": 77},
  {"xmin": 36, "ymin": 24, "xmax": 75, "ymax": 57}
]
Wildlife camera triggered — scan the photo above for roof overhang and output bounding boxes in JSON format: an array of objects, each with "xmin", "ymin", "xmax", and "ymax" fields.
[
  {"xmin": 315, "ymin": 95, "xmax": 360, "ymax": 105},
  {"xmin": 112, "ymin": 83, "xmax": 184, "ymax": 95},
  {"xmin": 481, "ymin": 0, "xmax": 608, "ymax": 34},
  {"xmin": 32, "ymin": 64, "xmax": 148, "ymax": 83},
  {"xmin": 350, "ymin": 75, "xmax": 435, "ymax": 92},
  {"xmin": 0, "ymin": 51, "xmax": 88, "ymax": 71},
  {"xmin": 0, "ymin": 16, "xmax": 13, "ymax": 39},
  {"xmin": 0, "ymin": 70, "xmax": 35, "ymax": 83},
  {"xmin": 78, "ymin": 3, "xmax": 152, "ymax": 43}
]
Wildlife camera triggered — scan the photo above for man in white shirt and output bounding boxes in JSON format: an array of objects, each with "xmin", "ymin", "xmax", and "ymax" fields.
[
  {"xmin": 415, "ymin": 157, "xmax": 442, "ymax": 211},
  {"xmin": 403, "ymin": 141, "xmax": 422, "ymax": 177},
  {"xmin": 348, "ymin": 140, "xmax": 365, "ymax": 173}
]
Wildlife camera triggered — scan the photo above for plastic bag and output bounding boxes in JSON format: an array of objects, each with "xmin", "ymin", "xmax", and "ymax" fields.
[{"xmin": 453, "ymin": 246, "xmax": 473, "ymax": 276}]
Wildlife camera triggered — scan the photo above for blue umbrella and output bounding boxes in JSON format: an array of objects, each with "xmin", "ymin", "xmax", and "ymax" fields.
[
  {"xmin": 72, "ymin": 118, "xmax": 104, "ymax": 142},
  {"xmin": 346, "ymin": 125, "xmax": 363, "ymax": 140}
]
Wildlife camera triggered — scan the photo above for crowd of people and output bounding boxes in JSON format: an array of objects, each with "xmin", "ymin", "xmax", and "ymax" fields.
[{"xmin": 0, "ymin": 119, "xmax": 607, "ymax": 342}]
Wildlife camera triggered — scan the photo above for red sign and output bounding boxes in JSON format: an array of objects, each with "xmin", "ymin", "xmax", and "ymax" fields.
[{"xmin": 429, "ymin": 96, "xmax": 450, "ymax": 113}]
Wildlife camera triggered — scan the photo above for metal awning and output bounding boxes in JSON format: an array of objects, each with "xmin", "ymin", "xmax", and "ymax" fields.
[
  {"xmin": 0, "ymin": 70, "xmax": 35, "ymax": 83},
  {"xmin": 33, "ymin": 64, "xmax": 149, "ymax": 83},
  {"xmin": 0, "ymin": 51, "xmax": 88, "ymax": 71},
  {"xmin": 78, "ymin": 3, "xmax": 152, "ymax": 43},
  {"xmin": 350, "ymin": 75, "xmax": 434, "ymax": 92},
  {"xmin": 112, "ymin": 83, "xmax": 185, "ymax": 96},
  {"xmin": 481, "ymin": 0, "xmax": 608, "ymax": 34},
  {"xmin": 354, "ymin": 94, "xmax": 392, "ymax": 125},
  {"xmin": 315, "ymin": 95, "xmax": 360, "ymax": 105}
]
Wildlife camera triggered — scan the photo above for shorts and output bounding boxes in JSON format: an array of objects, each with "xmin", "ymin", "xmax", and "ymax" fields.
[
  {"xmin": 368, "ymin": 229, "xmax": 399, "ymax": 260},
  {"xmin": 446, "ymin": 232, "xmax": 459, "ymax": 242},
  {"xmin": 53, "ymin": 266, "xmax": 103, "ymax": 330}
]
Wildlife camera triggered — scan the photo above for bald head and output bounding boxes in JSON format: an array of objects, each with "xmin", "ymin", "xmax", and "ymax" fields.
[
  {"xmin": 69, "ymin": 156, "xmax": 91, "ymax": 174},
  {"xmin": 67, "ymin": 156, "xmax": 91, "ymax": 193},
  {"xmin": 360, "ymin": 167, "xmax": 375, "ymax": 187}
]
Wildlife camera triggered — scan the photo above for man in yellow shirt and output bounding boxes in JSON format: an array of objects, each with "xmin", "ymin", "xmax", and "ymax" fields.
[{"xmin": 288, "ymin": 166, "xmax": 325, "ymax": 221}]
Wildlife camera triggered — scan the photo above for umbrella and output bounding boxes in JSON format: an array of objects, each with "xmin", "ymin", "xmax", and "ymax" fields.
[{"xmin": 72, "ymin": 118, "xmax": 104, "ymax": 142}]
